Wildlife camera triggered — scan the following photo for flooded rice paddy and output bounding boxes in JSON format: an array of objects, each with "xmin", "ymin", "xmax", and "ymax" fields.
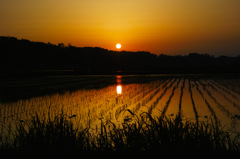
[{"xmin": 1, "ymin": 74, "xmax": 240, "ymax": 135}]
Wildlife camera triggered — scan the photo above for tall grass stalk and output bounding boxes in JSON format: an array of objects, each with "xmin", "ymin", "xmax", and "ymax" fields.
[{"xmin": 0, "ymin": 110, "xmax": 239, "ymax": 154}]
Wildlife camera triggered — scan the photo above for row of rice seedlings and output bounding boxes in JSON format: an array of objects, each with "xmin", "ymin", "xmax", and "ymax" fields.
[
  {"xmin": 210, "ymin": 79, "xmax": 239, "ymax": 100},
  {"xmin": 97, "ymin": 85, "xmax": 137, "ymax": 121},
  {"xmin": 123, "ymin": 79, "xmax": 174, "ymax": 119},
  {"xmin": 197, "ymin": 80, "xmax": 239, "ymax": 130},
  {"xmin": 2, "ymin": 76, "xmax": 240, "ymax": 137},
  {"xmin": 205, "ymin": 80, "xmax": 240, "ymax": 111},
  {"xmin": 72, "ymin": 84, "xmax": 144, "ymax": 127},
  {"xmin": 62, "ymin": 80, "xmax": 170, "ymax": 130},
  {"xmin": 198, "ymin": 80, "xmax": 233, "ymax": 118},
  {"xmin": 228, "ymin": 79, "xmax": 240, "ymax": 94},
  {"xmin": 0, "ymin": 100, "xmax": 35, "ymax": 126},
  {"xmin": 112, "ymin": 85, "xmax": 146, "ymax": 120},
  {"xmin": 194, "ymin": 81, "xmax": 219, "ymax": 126},
  {"xmin": 145, "ymin": 79, "xmax": 180, "ymax": 116},
  {"xmin": 49, "ymin": 84, "xmax": 120, "ymax": 127},
  {"xmin": 188, "ymin": 79, "xmax": 199, "ymax": 124},
  {"xmin": 0, "ymin": 84, "xmax": 121, "ymax": 134},
  {"xmin": 114, "ymin": 80, "xmax": 166, "ymax": 121},
  {"xmin": 178, "ymin": 79, "xmax": 185, "ymax": 118},
  {"xmin": 127, "ymin": 79, "xmax": 173, "ymax": 116},
  {"xmin": 132, "ymin": 79, "xmax": 172, "ymax": 114},
  {"xmin": 104, "ymin": 84, "xmax": 148, "ymax": 122},
  {"xmin": 204, "ymin": 80, "xmax": 240, "ymax": 130},
  {"xmin": 113, "ymin": 78, "xmax": 175, "ymax": 123},
  {"xmin": 122, "ymin": 79, "xmax": 172, "ymax": 115},
  {"xmin": 215, "ymin": 79, "xmax": 240, "ymax": 96},
  {"xmin": 2, "ymin": 77, "xmax": 164, "ymax": 130},
  {"xmin": 148, "ymin": 78, "xmax": 178, "ymax": 115},
  {"xmin": 87, "ymin": 81, "xmax": 162, "ymax": 128},
  {"xmin": 208, "ymin": 80, "xmax": 240, "ymax": 110},
  {"xmin": 142, "ymin": 79, "xmax": 172, "ymax": 106},
  {"xmin": 183, "ymin": 79, "xmax": 214, "ymax": 122},
  {"xmin": 58, "ymin": 83, "xmax": 132, "ymax": 117},
  {"xmin": 160, "ymin": 78, "xmax": 181, "ymax": 118}
]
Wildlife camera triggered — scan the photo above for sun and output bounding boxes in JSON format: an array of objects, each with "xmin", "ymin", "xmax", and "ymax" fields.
[{"xmin": 116, "ymin": 43, "xmax": 121, "ymax": 49}]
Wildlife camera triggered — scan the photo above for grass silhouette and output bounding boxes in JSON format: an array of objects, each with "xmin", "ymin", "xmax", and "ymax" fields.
[{"xmin": 0, "ymin": 109, "xmax": 239, "ymax": 155}]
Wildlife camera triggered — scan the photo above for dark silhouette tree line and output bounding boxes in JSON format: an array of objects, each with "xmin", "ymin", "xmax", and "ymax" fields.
[{"xmin": 1, "ymin": 36, "xmax": 240, "ymax": 76}]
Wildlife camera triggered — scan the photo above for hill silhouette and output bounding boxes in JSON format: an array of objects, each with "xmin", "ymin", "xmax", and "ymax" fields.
[{"xmin": 1, "ymin": 36, "xmax": 240, "ymax": 76}]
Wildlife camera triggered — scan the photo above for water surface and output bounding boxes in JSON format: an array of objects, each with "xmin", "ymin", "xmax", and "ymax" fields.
[{"xmin": 1, "ymin": 75, "xmax": 240, "ymax": 135}]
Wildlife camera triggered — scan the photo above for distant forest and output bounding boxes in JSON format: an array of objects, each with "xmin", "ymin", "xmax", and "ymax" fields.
[{"xmin": 1, "ymin": 36, "xmax": 240, "ymax": 76}]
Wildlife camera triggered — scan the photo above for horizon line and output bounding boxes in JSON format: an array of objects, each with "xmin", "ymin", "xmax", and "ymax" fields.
[{"xmin": 1, "ymin": 35, "xmax": 239, "ymax": 57}]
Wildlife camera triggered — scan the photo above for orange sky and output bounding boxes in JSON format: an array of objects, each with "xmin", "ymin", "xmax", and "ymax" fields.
[{"xmin": 1, "ymin": 0, "xmax": 240, "ymax": 56}]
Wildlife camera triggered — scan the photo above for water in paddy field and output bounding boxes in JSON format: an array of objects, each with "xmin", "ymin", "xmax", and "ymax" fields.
[{"xmin": 1, "ymin": 74, "xmax": 240, "ymax": 135}]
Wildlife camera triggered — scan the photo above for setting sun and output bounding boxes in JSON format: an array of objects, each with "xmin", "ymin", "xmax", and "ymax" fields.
[{"xmin": 116, "ymin": 44, "xmax": 121, "ymax": 49}]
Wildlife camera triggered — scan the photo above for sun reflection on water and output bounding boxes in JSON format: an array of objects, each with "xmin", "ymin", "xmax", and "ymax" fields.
[
  {"xmin": 116, "ymin": 76, "xmax": 122, "ymax": 95},
  {"xmin": 117, "ymin": 85, "xmax": 122, "ymax": 95}
]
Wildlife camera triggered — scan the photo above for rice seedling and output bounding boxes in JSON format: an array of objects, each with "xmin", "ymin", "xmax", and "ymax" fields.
[
  {"xmin": 178, "ymin": 79, "xmax": 185, "ymax": 118},
  {"xmin": 194, "ymin": 81, "xmax": 219, "ymax": 125},
  {"xmin": 188, "ymin": 80, "xmax": 199, "ymax": 124}
]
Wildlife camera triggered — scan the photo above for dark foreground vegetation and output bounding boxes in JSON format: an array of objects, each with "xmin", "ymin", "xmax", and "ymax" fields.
[
  {"xmin": 1, "ymin": 36, "xmax": 240, "ymax": 76},
  {"xmin": 1, "ymin": 110, "xmax": 239, "ymax": 156}
]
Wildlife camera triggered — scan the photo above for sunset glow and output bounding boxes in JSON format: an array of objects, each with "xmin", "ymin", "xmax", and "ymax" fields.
[
  {"xmin": 1, "ymin": 0, "xmax": 240, "ymax": 153},
  {"xmin": 1, "ymin": 0, "xmax": 240, "ymax": 56}
]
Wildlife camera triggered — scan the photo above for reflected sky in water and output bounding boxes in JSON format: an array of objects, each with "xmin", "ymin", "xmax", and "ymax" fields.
[
  {"xmin": 1, "ymin": 75, "xmax": 240, "ymax": 135},
  {"xmin": 117, "ymin": 85, "xmax": 122, "ymax": 95},
  {"xmin": 116, "ymin": 76, "xmax": 122, "ymax": 95}
]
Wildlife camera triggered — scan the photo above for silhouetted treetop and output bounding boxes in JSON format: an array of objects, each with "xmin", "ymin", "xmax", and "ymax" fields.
[{"xmin": 0, "ymin": 36, "xmax": 240, "ymax": 75}]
